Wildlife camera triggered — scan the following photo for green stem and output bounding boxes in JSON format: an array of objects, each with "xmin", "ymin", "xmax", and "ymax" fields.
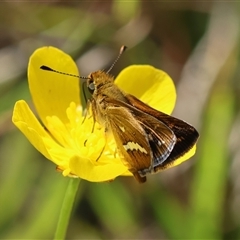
[{"xmin": 54, "ymin": 178, "xmax": 80, "ymax": 240}]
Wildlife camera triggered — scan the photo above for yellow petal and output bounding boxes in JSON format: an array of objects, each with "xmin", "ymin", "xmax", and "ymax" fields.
[
  {"xmin": 157, "ymin": 144, "xmax": 197, "ymax": 172},
  {"xmin": 69, "ymin": 155, "xmax": 130, "ymax": 182},
  {"xmin": 12, "ymin": 100, "xmax": 78, "ymax": 168},
  {"xmin": 115, "ymin": 65, "xmax": 176, "ymax": 115},
  {"xmin": 12, "ymin": 100, "xmax": 52, "ymax": 160},
  {"xmin": 28, "ymin": 47, "xmax": 80, "ymax": 127},
  {"xmin": 170, "ymin": 144, "xmax": 197, "ymax": 168}
]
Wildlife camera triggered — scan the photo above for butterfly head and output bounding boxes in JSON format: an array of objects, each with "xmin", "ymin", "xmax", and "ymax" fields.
[{"xmin": 87, "ymin": 71, "xmax": 114, "ymax": 95}]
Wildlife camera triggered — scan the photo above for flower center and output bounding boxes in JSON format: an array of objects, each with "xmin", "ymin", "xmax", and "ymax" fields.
[{"xmin": 45, "ymin": 102, "xmax": 121, "ymax": 176}]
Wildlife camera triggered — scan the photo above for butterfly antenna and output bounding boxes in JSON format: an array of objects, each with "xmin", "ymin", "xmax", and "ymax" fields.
[
  {"xmin": 40, "ymin": 65, "xmax": 89, "ymax": 80},
  {"xmin": 106, "ymin": 45, "xmax": 127, "ymax": 74}
]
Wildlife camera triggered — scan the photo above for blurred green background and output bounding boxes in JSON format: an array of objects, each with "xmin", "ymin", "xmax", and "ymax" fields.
[{"xmin": 0, "ymin": 1, "xmax": 240, "ymax": 239}]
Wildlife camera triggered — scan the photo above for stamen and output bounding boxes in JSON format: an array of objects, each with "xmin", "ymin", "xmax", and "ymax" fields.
[{"xmin": 46, "ymin": 102, "xmax": 123, "ymax": 177}]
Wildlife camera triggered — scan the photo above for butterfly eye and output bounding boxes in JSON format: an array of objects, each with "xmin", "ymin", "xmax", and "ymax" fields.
[{"xmin": 88, "ymin": 79, "xmax": 95, "ymax": 94}]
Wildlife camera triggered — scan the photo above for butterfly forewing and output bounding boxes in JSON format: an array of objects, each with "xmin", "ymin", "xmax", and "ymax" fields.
[
  {"xmin": 105, "ymin": 105, "xmax": 152, "ymax": 171},
  {"xmin": 105, "ymin": 97, "xmax": 177, "ymax": 175}
]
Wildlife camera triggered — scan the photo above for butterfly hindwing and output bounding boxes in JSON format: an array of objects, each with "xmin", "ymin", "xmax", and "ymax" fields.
[{"xmin": 125, "ymin": 94, "xmax": 199, "ymax": 170}]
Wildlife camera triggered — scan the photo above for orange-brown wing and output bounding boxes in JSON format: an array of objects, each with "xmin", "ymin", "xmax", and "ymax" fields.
[
  {"xmin": 105, "ymin": 98, "xmax": 176, "ymax": 176},
  {"xmin": 106, "ymin": 105, "xmax": 152, "ymax": 171}
]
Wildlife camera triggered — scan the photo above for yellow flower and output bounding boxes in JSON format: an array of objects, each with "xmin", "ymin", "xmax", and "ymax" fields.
[{"xmin": 12, "ymin": 47, "xmax": 196, "ymax": 182}]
